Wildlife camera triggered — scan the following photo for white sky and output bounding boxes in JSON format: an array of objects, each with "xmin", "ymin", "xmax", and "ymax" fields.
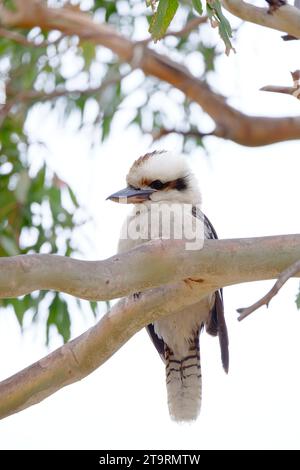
[{"xmin": 1, "ymin": 11, "xmax": 300, "ymax": 450}]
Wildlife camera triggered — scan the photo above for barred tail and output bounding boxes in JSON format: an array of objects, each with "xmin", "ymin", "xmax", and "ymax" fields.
[{"xmin": 165, "ymin": 338, "xmax": 202, "ymax": 422}]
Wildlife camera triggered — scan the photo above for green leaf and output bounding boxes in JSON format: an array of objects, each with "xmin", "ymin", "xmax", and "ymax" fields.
[
  {"xmin": 209, "ymin": 0, "xmax": 232, "ymax": 30},
  {"xmin": 102, "ymin": 114, "xmax": 113, "ymax": 142},
  {"xmin": 81, "ymin": 42, "xmax": 96, "ymax": 70},
  {"xmin": 14, "ymin": 170, "xmax": 31, "ymax": 204},
  {"xmin": 149, "ymin": 0, "xmax": 179, "ymax": 41},
  {"xmin": 296, "ymin": 288, "xmax": 300, "ymax": 310},
  {"xmin": 48, "ymin": 187, "xmax": 62, "ymax": 217},
  {"xmin": 199, "ymin": 44, "xmax": 216, "ymax": 72},
  {"xmin": 10, "ymin": 296, "xmax": 32, "ymax": 328},
  {"xmin": 3, "ymin": 0, "xmax": 16, "ymax": 11},
  {"xmin": 90, "ymin": 301, "xmax": 98, "ymax": 318},
  {"xmin": 218, "ymin": 20, "xmax": 232, "ymax": 56},
  {"xmin": 0, "ymin": 235, "xmax": 19, "ymax": 256},
  {"xmin": 207, "ymin": 0, "xmax": 234, "ymax": 55},
  {"xmin": 104, "ymin": 1, "xmax": 118, "ymax": 21},
  {"xmin": 46, "ymin": 295, "xmax": 71, "ymax": 344},
  {"xmin": 192, "ymin": 0, "xmax": 203, "ymax": 15},
  {"xmin": 67, "ymin": 186, "xmax": 79, "ymax": 208}
]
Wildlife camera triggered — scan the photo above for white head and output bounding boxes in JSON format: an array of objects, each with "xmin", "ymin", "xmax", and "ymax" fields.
[{"xmin": 107, "ymin": 150, "xmax": 202, "ymax": 205}]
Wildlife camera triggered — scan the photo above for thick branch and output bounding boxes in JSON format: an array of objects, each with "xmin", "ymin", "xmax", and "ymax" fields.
[
  {"xmin": 0, "ymin": 236, "xmax": 300, "ymax": 301},
  {"xmin": 0, "ymin": 235, "xmax": 300, "ymax": 419},
  {"xmin": 0, "ymin": 280, "xmax": 211, "ymax": 420},
  {"xmin": 1, "ymin": 1, "xmax": 300, "ymax": 146},
  {"xmin": 222, "ymin": 0, "xmax": 300, "ymax": 38}
]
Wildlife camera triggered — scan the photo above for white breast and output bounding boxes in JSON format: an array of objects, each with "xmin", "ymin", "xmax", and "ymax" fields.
[{"xmin": 118, "ymin": 202, "xmax": 211, "ymax": 357}]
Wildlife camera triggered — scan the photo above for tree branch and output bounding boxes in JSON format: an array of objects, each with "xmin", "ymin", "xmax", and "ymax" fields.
[
  {"xmin": 0, "ymin": 279, "xmax": 213, "ymax": 420},
  {"xmin": 1, "ymin": 0, "xmax": 300, "ymax": 146},
  {"xmin": 17, "ymin": 74, "xmax": 128, "ymax": 103},
  {"xmin": 260, "ymin": 85, "xmax": 300, "ymax": 99},
  {"xmin": 165, "ymin": 15, "xmax": 208, "ymax": 38},
  {"xmin": 0, "ymin": 71, "xmax": 130, "ymax": 126},
  {"xmin": 261, "ymin": 70, "xmax": 300, "ymax": 100},
  {"xmin": 0, "ymin": 235, "xmax": 300, "ymax": 419},
  {"xmin": 237, "ymin": 258, "xmax": 300, "ymax": 321},
  {"xmin": 1, "ymin": 236, "xmax": 300, "ymax": 301},
  {"xmin": 222, "ymin": 0, "xmax": 300, "ymax": 39},
  {"xmin": 152, "ymin": 128, "xmax": 218, "ymax": 141},
  {"xmin": 0, "ymin": 26, "xmax": 44, "ymax": 47},
  {"xmin": 0, "ymin": 25, "xmax": 63, "ymax": 47}
]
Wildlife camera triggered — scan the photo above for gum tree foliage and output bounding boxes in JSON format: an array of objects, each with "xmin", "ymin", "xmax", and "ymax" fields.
[{"xmin": 0, "ymin": 0, "xmax": 299, "ymax": 343}]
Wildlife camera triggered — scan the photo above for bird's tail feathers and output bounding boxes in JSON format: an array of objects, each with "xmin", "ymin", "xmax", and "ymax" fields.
[{"xmin": 165, "ymin": 337, "xmax": 201, "ymax": 422}]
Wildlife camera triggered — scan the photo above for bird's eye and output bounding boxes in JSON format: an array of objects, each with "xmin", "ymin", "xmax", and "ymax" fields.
[{"xmin": 150, "ymin": 180, "xmax": 164, "ymax": 190}]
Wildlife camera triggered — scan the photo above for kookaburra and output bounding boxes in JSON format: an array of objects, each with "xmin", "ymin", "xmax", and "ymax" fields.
[{"xmin": 107, "ymin": 150, "xmax": 228, "ymax": 422}]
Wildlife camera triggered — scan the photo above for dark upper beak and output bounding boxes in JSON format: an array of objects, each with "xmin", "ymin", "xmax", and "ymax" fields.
[{"xmin": 106, "ymin": 186, "xmax": 156, "ymax": 204}]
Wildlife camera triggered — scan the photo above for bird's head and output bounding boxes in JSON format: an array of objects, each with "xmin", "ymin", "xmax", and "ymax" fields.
[{"xmin": 107, "ymin": 150, "xmax": 202, "ymax": 205}]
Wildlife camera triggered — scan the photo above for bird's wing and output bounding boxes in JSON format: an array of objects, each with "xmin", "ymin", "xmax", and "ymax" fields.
[
  {"xmin": 146, "ymin": 323, "xmax": 166, "ymax": 364},
  {"xmin": 146, "ymin": 207, "xmax": 229, "ymax": 372},
  {"xmin": 192, "ymin": 207, "xmax": 229, "ymax": 373}
]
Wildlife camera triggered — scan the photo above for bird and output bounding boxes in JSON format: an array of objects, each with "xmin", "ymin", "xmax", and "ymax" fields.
[{"xmin": 107, "ymin": 150, "xmax": 229, "ymax": 422}]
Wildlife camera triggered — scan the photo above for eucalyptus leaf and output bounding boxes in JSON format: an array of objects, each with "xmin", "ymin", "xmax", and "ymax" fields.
[
  {"xmin": 149, "ymin": 0, "xmax": 179, "ymax": 41},
  {"xmin": 192, "ymin": 0, "xmax": 203, "ymax": 15},
  {"xmin": 296, "ymin": 288, "xmax": 300, "ymax": 310},
  {"xmin": 46, "ymin": 295, "xmax": 71, "ymax": 344},
  {"xmin": 206, "ymin": 0, "xmax": 234, "ymax": 55}
]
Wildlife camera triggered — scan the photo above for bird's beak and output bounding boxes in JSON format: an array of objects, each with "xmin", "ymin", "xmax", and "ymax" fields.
[{"xmin": 106, "ymin": 186, "xmax": 156, "ymax": 204}]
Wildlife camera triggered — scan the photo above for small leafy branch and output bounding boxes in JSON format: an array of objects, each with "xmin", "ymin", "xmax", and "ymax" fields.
[
  {"xmin": 147, "ymin": 0, "xmax": 234, "ymax": 54},
  {"xmin": 206, "ymin": 0, "xmax": 234, "ymax": 55}
]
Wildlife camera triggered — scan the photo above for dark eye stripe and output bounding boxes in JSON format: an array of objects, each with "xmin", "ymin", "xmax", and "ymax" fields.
[
  {"xmin": 174, "ymin": 177, "xmax": 187, "ymax": 191},
  {"xmin": 149, "ymin": 177, "xmax": 188, "ymax": 191}
]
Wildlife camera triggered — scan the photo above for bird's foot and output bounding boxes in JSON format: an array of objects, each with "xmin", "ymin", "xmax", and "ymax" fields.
[{"xmin": 266, "ymin": 0, "xmax": 286, "ymax": 14}]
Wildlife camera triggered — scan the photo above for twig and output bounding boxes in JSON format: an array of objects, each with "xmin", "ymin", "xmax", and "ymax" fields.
[
  {"xmin": 0, "ymin": 71, "xmax": 130, "ymax": 125},
  {"xmin": 237, "ymin": 259, "xmax": 300, "ymax": 321},
  {"xmin": 152, "ymin": 128, "xmax": 217, "ymax": 141},
  {"xmin": 18, "ymin": 74, "xmax": 127, "ymax": 102},
  {"xmin": 165, "ymin": 16, "xmax": 208, "ymax": 38},
  {"xmin": 152, "ymin": 125, "xmax": 227, "ymax": 141},
  {"xmin": 260, "ymin": 85, "xmax": 300, "ymax": 99},
  {"xmin": 260, "ymin": 70, "xmax": 300, "ymax": 100},
  {"xmin": 0, "ymin": 26, "xmax": 62, "ymax": 48}
]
